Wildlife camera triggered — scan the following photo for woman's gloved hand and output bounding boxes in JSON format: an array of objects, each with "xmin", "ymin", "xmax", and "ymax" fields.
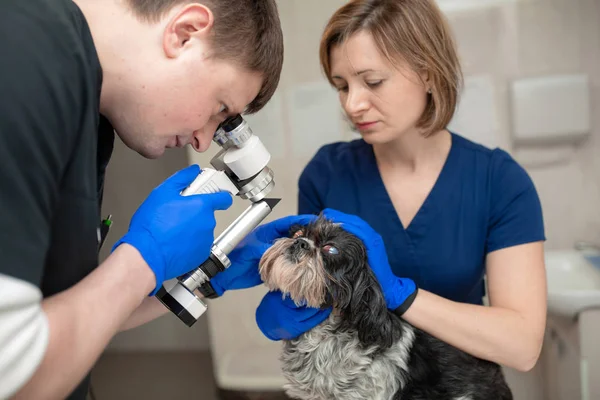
[
  {"xmin": 209, "ymin": 214, "xmax": 318, "ymax": 296},
  {"xmin": 112, "ymin": 164, "xmax": 233, "ymax": 296},
  {"xmin": 255, "ymin": 290, "xmax": 333, "ymax": 341},
  {"xmin": 321, "ymin": 208, "xmax": 418, "ymax": 315}
]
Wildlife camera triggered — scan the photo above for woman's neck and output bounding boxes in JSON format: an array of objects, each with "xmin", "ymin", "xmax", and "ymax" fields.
[{"xmin": 372, "ymin": 128, "xmax": 451, "ymax": 172}]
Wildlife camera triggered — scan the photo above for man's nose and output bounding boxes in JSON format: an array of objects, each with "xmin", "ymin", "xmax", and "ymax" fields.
[{"xmin": 191, "ymin": 121, "xmax": 221, "ymax": 152}]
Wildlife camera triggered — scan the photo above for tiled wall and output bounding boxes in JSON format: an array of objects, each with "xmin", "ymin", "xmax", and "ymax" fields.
[{"xmin": 500, "ymin": 0, "xmax": 600, "ymax": 251}]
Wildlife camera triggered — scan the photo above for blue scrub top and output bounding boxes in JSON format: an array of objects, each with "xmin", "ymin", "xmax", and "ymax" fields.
[{"xmin": 297, "ymin": 132, "xmax": 545, "ymax": 305}]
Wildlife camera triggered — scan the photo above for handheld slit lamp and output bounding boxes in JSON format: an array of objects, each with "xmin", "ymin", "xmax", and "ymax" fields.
[{"xmin": 155, "ymin": 114, "xmax": 280, "ymax": 327}]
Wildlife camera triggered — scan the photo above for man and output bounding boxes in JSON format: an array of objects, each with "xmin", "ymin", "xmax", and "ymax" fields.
[{"xmin": 0, "ymin": 0, "xmax": 308, "ymax": 399}]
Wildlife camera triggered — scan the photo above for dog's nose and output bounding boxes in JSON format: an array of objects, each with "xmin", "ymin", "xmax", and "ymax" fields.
[{"xmin": 293, "ymin": 238, "xmax": 310, "ymax": 251}]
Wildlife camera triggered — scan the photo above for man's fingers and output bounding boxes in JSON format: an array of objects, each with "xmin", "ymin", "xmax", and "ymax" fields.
[
  {"xmin": 162, "ymin": 164, "xmax": 201, "ymax": 191},
  {"xmin": 203, "ymin": 191, "xmax": 233, "ymax": 211}
]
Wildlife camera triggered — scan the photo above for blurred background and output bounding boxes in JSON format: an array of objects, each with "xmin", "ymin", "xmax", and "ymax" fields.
[{"xmin": 94, "ymin": 0, "xmax": 600, "ymax": 399}]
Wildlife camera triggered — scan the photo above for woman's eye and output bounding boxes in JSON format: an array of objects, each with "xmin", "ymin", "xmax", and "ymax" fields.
[
  {"xmin": 367, "ymin": 80, "xmax": 382, "ymax": 88},
  {"xmin": 322, "ymin": 245, "xmax": 339, "ymax": 255}
]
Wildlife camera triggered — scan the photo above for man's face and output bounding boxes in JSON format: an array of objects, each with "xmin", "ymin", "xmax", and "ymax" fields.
[
  {"xmin": 109, "ymin": 58, "xmax": 262, "ymax": 159},
  {"xmin": 101, "ymin": 4, "xmax": 263, "ymax": 159}
]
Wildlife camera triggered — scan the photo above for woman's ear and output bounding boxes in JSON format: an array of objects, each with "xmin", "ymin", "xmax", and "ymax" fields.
[{"xmin": 421, "ymin": 70, "xmax": 432, "ymax": 93}]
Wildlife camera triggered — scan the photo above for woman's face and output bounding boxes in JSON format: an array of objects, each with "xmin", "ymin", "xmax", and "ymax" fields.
[{"xmin": 329, "ymin": 30, "xmax": 429, "ymax": 144}]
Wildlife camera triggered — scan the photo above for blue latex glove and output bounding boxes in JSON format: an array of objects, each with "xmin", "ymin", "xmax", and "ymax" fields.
[
  {"xmin": 112, "ymin": 164, "xmax": 233, "ymax": 295},
  {"xmin": 256, "ymin": 290, "xmax": 333, "ymax": 341},
  {"xmin": 210, "ymin": 214, "xmax": 318, "ymax": 296},
  {"xmin": 321, "ymin": 208, "xmax": 417, "ymax": 313}
]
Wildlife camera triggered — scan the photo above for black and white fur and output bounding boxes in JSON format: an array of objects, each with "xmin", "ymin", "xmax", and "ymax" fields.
[{"xmin": 259, "ymin": 215, "xmax": 513, "ymax": 400}]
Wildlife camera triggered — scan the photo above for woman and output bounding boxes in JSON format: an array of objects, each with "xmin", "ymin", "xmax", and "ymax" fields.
[{"xmin": 254, "ymin": 0, "xmax": 547, "ymax": 372}]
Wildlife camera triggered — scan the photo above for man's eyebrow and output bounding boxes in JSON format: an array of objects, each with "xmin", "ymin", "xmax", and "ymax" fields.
[{"xmin": 332, "ymin": 69, "xmax": 376, "ymax": 80}]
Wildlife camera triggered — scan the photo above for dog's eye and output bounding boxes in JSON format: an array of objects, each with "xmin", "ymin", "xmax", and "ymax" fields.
[
  {"xmin": 292, "ymin": 230, "xmax": 304, "ymax": 238},
  {"xmin": 322, "ymin": 245, "xmax": 339, "ymax": 255}
]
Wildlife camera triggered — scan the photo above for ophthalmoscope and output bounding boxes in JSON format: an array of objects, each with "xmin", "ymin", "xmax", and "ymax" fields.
[{"xmin": 156, "ymin": 114, "xmax": 280, "ymax": 327}]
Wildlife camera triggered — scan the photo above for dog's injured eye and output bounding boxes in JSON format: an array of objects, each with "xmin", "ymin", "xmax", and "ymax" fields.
[
  {"xmin": 292, "ymin": 230, "xmax": 304, "ymax": 238},
  {"xmin": 322, "ymin": 245, "xmax": 339, "ymax": 255}
]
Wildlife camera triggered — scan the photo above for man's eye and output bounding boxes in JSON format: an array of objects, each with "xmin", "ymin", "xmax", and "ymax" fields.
[
  {"xmin": 218, "ymin": 104, "xmax": 227, "ymax": 114},
  {"xmin": 322, "ymin": 245, "xmax": 339, "ymax": 255}
]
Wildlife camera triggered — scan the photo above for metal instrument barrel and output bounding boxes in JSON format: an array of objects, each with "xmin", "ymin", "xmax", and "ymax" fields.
[
  {"xmin": 180, "ymin": 268, "xmax": 210, "ymax": 290},
  {"xmin": 213, "ymin": 200, "xmax": 273, "ymax": 255}
]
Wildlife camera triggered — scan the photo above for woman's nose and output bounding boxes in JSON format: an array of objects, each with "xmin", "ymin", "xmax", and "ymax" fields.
[{"xmin": 344, "ymin": 87, "xmax": 369, "ymax": 115}]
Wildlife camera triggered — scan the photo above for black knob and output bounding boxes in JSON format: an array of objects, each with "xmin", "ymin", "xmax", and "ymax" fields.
[{"xmin": 220, "ymin": 114, "xmax": 243, "ymax": 132}]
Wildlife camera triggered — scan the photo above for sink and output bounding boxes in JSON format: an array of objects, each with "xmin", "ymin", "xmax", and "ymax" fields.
[{"xmin": 545, "ymin": 249, "xmax": 600, "ymax": 318}]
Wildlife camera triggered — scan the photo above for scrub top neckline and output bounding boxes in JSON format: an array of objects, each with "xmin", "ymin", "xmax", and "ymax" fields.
[{"xmin": 365, "ymin": 131, "xmax": 459, "ymax": 237}]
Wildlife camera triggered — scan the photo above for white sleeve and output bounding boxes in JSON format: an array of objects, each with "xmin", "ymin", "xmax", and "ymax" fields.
[{"xmin": 0, "ymin": 273, "xmax": 49, "ymax": 399}]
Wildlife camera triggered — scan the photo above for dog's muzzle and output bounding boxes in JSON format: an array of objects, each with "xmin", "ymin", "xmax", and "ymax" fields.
[{"xmin": 259, "ymin": 236, "xmax": 327, "ymax": 308}]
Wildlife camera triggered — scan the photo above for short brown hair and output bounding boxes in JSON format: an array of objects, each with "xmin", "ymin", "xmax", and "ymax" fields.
[
  {"xmin": 319, "ymin": 0, "xmax": 463, "ymax": 135},
  {"xmin": 126, "ymin": 0, "xmax": 283, "ymax": 114}
]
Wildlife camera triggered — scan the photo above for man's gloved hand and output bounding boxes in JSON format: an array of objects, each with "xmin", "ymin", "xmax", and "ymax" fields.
[
  {"xmin": 209, "ymin": 214, "xmax": 318, "ymax": 296},
  {"xmin": 255, "ymin": 290, "xmax": 332, "ymax": 341},
  {"xmin": 112, "ymin": 164, "xmax": 233, "ymax": 295},
  {"xmin": 321, "ymin": 208, "xmax": 418, "ymax": 315}
]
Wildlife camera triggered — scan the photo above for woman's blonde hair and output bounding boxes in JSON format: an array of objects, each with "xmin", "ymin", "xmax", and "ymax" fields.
[{"xmin": 319, "ymin": 0, "xmax": 463, "ymax": 136}]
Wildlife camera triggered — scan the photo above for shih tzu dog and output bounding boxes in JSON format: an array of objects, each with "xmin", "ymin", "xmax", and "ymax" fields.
[{"xmin": 259, "ymin": 215, "xmax": 513, "ymax": 400}]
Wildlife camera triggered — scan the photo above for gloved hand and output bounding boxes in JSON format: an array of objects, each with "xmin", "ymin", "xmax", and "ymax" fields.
[
  {"xmin": 112, "ymin": 164, "xmax": 233, "ymax": 295},
  {"xmin": 321, "ymin": 208, "xmax": 417, "ymax": 314},
  {"xmin": 209, "ymin": 214, "xmax": 318, "ymax": 296},
  {"xmin": 255, "ymin": 290, "xmax": 333, "ymax": 341}
]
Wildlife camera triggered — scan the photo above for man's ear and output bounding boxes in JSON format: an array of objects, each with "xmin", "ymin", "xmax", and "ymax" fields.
[{"xmin": 162, "ymin": 4, "xmax": 214, "ymax": 58}]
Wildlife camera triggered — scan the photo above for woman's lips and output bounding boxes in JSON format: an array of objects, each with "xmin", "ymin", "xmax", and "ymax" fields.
[{"xmin": 356, "ymin": 121, "xmax": 378, "ymax": 130}]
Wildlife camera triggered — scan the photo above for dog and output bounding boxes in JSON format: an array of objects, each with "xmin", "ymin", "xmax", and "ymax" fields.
[{"xmin": 259, "ymin": 215, "xmax": 513, "ymax": 400}]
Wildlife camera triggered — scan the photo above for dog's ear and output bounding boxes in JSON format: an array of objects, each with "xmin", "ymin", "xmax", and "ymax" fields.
[{"xmin": 334, "ymin": 256, "xmax": 398, "ymax": 349}]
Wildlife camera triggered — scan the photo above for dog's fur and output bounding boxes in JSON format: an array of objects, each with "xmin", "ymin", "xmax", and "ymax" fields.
[{"xmin": 259, "ymin": 215, "xmax": 513, "ymax": 400}]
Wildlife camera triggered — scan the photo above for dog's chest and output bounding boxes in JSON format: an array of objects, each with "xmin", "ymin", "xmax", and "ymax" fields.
[{"xmin": 280, "ymin": 315, "xmax": 414, "ymax": 400}]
